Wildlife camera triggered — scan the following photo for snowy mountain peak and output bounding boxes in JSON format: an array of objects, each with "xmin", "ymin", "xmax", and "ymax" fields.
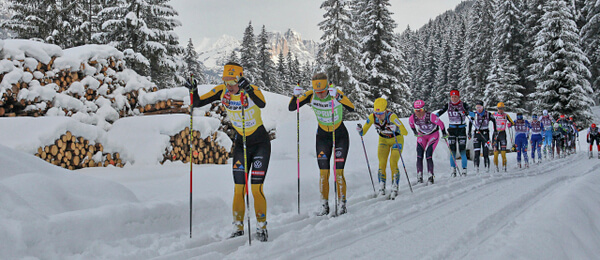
[{"xmin": 197, "ymin": 28, "xmax": 318, "ymax": 71}]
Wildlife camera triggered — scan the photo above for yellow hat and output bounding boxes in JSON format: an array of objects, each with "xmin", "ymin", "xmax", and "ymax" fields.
[
  {"xmin": 374, "ymin": 98, "xmax": 387, "ymax": 113},
  {"xmin": 497, "ymin": 102, "xmax": 505, "ymax": 108},
  {"xmin": 312, "ymin": 79, "xmax": 328, "ymax": 92},
  {"xmin": 223, "ymin": 64, "xmax": 243, "ymax": 78}
]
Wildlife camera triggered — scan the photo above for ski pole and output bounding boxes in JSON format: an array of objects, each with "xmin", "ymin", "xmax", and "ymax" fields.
[
  {"xmin": 393, "ymin": 131, "xmax": 412, "ymax": 193},
  {"xmin": 241, "ymin": 89, "xmax": 252, "ymax": 245},
  {"xmin": 189, "ymin": 74, "xmax": 194, "ymax": 238},
  {"xmin": 296, "ymin": 82, "xmax": 301, "ymax": 215},
  {"xmin": 330, "ymin": 84, "xmax": 338, "ymax": 216},
  {"xmin": 359, "ymin": 133, "xmax": 376, "ymax": 195}
]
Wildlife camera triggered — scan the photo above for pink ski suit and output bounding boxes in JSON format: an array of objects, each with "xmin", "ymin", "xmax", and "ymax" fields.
[{"xmin": 409, "ymin": 112, "xmax": 446, "ymax": 175}]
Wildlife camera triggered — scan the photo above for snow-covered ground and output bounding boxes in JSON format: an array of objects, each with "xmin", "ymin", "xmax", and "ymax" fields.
[{"xmin": 1, "ymin": 89, "xmax": 599, "ymax": 259}]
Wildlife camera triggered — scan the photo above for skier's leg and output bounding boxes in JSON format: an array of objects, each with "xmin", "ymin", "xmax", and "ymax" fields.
[
  {"xmin": 390, "ymin": 138, "xmax": 401, "ymax": 188},
  {"xmin": 448, "ymin": 128, "xmax": 458, "ymax": 168},
  {"xmin": 334, "ymin": 131, "xmax": 350, "ymax": 202},
  {"xmin": 250, "ymin": 141, "xmax": 270, "ymax": 223},
  {"xmin": 458, "ymin": 128, "xmax": 468, "ymax": 169},
  {"xmin": 316, "ymin": 133, "xmax": 333, "ymax": 201},
  {"xmin": 473, "ymin": 136, "xmax": 481, "ymax": 168},
  {"xmin": 426, "ymin": 132, "xmax": 440, "ymax": 175},
  {"xmin": 377, "ymin": 137, "xmax": 391, "ymax": 189}
]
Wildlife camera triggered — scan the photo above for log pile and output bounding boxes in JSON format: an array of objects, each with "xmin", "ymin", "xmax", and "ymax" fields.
[
  {"xmin": 34, "ymin": 131, "xmax": 124, "ymax": 170},
  {"xmin": 137, "ymin": 98, "xmax": 187, "ymax": 115},
  {"xmin": 162, "ymin": 129, "xmax": 229, "ymax": 165},
  {"xmin": 1, "ymin": 56, "xmax": 130, "ymax": 117}
]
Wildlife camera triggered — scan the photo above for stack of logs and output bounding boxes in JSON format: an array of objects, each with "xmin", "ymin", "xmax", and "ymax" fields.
[
  {"xmin": 137, "ymin": 98, "xmax": 187, "ymax": 115},
  {"xmin": 162, "ymin": 129, "xmax": 229, "ymax": 165},
  {"xmin": 34, "ymin": 131, "xmax": 124, "ymax": 170}
]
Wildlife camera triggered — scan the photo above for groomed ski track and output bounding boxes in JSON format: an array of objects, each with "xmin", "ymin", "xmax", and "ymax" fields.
[{"xmin": 154, "ymin": 152, "xmax": 600, "ymax": 260}]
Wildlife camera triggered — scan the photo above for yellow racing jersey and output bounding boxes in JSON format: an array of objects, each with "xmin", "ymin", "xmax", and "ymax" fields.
[{"xmin": 194, "ymin": 84, "xmax": 266, "ymax": 137}]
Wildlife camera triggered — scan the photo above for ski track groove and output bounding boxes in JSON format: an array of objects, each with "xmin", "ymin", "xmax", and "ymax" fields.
[{"xmin": 95, "ymin": 152, "xmax": 595, "ymax": 259}]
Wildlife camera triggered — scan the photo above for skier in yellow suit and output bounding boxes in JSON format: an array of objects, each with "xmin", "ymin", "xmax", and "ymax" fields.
[
  {"xmin": 357, "ymin": 98, "xmax": 408, "ymax": 199},
  {"xmin": 186, "ymin": 62, "xmax": 270, "ymax": 242}
]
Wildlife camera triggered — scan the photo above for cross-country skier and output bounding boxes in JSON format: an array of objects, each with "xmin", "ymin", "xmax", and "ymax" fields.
[
  {"xmin": 435, "ymin": 89, "xmax": 470, "ymax": 176},
  {"xmin": 357, "ymin": 98, "xmax": 408, "ymax": 199},
  {"xmin": 556, "ymin": 115, "xmax": 572, "ymax": 155},
  {"xmin": 492, "ymin": 102, "xmax": 514, "ymax": 172},
  {"xmin": 568, "ymin": 117, "xmax": 579, "ymax": 153},
  {"xmin": 409, "ymin": 100, "xmax": 448, "ymax": 184},
  {"xmin": 587, "ymin": 123, "xmax": 600, "ymax": 159},
  {"xmin": 552, "ymin": 123, "xmax": 566, "ymax": 158},
  {"xmin": 289, "ymin": 73, "xmax": 355, "ymax": 216},
  {"xmin": 540, "ymin": 110, "xmax": 554, "ymax": 159},
  {"xmin": 529, "ymin": 114, "xmax": 544, "ymax": 164},
  {"xmin": 467, "ymin": 100, "xmax": 496, "ymax": 173},
  {"xmin": 186, "ymin": 62, "xmax": 271, "ymax": 241},
  {"xmin": 513, "ymin": 113, "xmax": 531, "ymax": 168}
]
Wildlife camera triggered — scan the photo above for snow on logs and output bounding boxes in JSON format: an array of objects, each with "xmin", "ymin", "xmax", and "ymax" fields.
[
  {"xmin": 0, "ymin": 40, "xmax": 189, "ymax": 122},
  {"xmin": 34, "ymin": 131, "xmax": 123, "ymax": 170},
  {"xmin": 162, "ymin": 129, "xmax": 229, "ymax": 165}
]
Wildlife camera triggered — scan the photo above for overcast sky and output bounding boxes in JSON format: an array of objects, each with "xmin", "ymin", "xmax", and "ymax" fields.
[{"xmin": 170, "ymin": 0, "xmax": 466, "ymax": 44}]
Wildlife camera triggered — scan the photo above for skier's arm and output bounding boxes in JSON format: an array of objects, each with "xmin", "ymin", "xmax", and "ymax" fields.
[
  {"xmin": 409, "ymin": 115, "xmax": 418, "ymax": 135},
  {"xmin": 431, "ymin": 113, "xmax": 447, "ymax": 135},
  {"xmin": 390, "ymin": 113, "xmax": 408, "ymax": 136},
  {"xmin": 193, "ymin": 85, "xmax": 225, "ymax": 107},
  {"xmin": 507, "ymin": 114, "xmax": 515, "ymax": 127},
  {"xmin": 361, "ymin": 114, "xmax": 375, "ymax": 135},
  {"xmin": 436, "ymin": 103, "xmax": 448, "ymax": 117},
  {"xmin": 245, "ymin": 85, "xmax": 266, "ymax": 108},
  {"xmin": 288, "ymin": 90, "xmax": 313, "ymax": 111},
  {"xmin": 490, "ymin": 112, "xmax": 497, "ymax": 132},
  {"xmin": 335, "ymin": 89, "xmax": 355, "ymax": 112}
]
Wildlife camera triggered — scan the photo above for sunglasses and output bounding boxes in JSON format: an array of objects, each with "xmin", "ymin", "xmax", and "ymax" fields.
[
  {"xmin": 476, "ymin": 106, "xmax": 484, "ymax": 110},
  {"xmin": 224, "ymin": 79, "xmax": 238, "ymax": 86},
  {"xmin": 374, "ymin": 111, "xmax": 385, "ymax": 116},
  {"xmin": 414, "ymin": 108, "xmax": 424, "ymax": 112}
]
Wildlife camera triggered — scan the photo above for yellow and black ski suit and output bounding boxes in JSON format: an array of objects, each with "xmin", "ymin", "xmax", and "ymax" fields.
[
  {"xmin": 289, "ymin": 89, "xmax": 354, "ymax": 203},
  {"xmin": 192, "ymin": 84, "xmax": 270, "ymax": 224},
  {"xmin": 360, "ymin": 111, "xmax": 408, "ymax": 189}
]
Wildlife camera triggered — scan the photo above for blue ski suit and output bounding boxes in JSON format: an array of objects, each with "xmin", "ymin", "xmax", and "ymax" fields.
[
  {"xmin": 513, "ymin": 119, "xmax": 531, "ymax": 163},
  {"xmin": 530, "ymin": 120, "xmax": 544, "ymax": 160}
]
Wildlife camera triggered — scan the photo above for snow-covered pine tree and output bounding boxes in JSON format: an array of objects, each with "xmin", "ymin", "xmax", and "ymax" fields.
[
  {"xmin": 358, "ymin": 0, "xmax": 411, "ymax": 116},
  {"xmin": 319, "ymin": 0, "xmax": 369, "ymax": 119},
  {"xmin": 256, "ymin": 25, "xmax": 277, "ymax": 92},
  {"xmin": 529, "ymin": 0, "xmax": 594, "ymax": 125},
  {"xmin": 462, "ymin": 0, "xmax": 496, "ymax": 105},
  {"xmin": 240, "ymin": 21, "xmax": 262, "ymax": 87},
  {"xmin": 179, "ymin": 38, "xmax": 207, "ymax": 84},
  {"xmin": 2, "ymin": 0, "xmax": 54, "ymax": 42},
  {"xmin": 94, "ymin": 0, "xmax": 182, "ymax": 88},
  {"xmin": 227, "ymin": 50, "xmax": 239, "ymax": 64},
  {"xmin": 275, "ymin": 50, "xmax": 288, "ymax": 93},
  {"xmin": 581, "ymin": 0, "xmax": 600, "ymax": 100},
  {"xmin": 484, "ymin": 0, "xmax": 526, "ymax": 112}
]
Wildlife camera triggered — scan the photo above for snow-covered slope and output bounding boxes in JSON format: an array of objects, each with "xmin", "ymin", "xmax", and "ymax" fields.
[{"xmin": 1, "ymin": 89, "xmax": 599, "ymax": 259}]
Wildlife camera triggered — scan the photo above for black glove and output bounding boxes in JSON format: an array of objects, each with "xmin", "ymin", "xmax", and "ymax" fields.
[
  {"xmin": 237, "ymin": 77, "xmax": 252, "ymax": 93},
  {"xmin": 184, "ymin": 78, "xmax": 198, "ymax": 91}
]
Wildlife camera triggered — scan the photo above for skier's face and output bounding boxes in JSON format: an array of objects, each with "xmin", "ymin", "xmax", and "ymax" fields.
[
  {"xmin": 315, "ymin": 89, "xmax": 328, "ymax": 99},
  {"xmin": 223, "ymin": 77, "xmax": 240, "ymax": 94},
  {"xmin": 450, "ymin": 95, "xmax": 460, "ymax": 103},
  {"xmin": 375, "ymin": 111, "xmax": 385, "ymax": 121},
  {"xmin": 476, "ymin": 105, "xmax": 483, "ymax": 113},
  {"xmin": 414, "ymin": 108, "xmax": 425, "ymax": 117}
]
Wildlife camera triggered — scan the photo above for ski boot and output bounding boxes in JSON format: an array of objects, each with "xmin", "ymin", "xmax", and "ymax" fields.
[
  {"xmin": 229, "ymin": 221, "xmax": 244, "ymax": 239},
  {"xmin": 338, "ymin": 200, "xmax": 347, "ymax": 215},
  {"xmin": 503, "ymin": 164, "xmax": 507, "ymax": 172},
  {"xmin": 389, "ymin": 184, "xmax": 399, "ymax": 200},
  {"xmin": 518, "ymin": 162, "xmax": 521, "ymax": 168},
  {"xmin": 462, "ymin": 168, "xmax": 467, "ymax": 176},
  {"xmin": 476, "ymin": 166, "xmax": 480, "ymax": 174},
  {"xmin": 255, "ymin": 221, "xmax": 268, "ymax": 242},
  {"xmin": 525, "ymin": 161, "xmax": 529, "ymax": 168},
  {"xmin": 589, "ymin": 151, "xmax": 593, "ymax": 159},
  {"xmin": 417, "ymin": 172, "xmax": 424, "ymax": 183},
  {"xmin": 532, "ymin": 157, "xmax": 536, "ymax": 164},
  {"xmin": 451, "ymin": 167, "xmax": 457, "ymax": 177},
  {"xmin": 316, "ymin": 200, "xmax": 329, "ymax": 216},
  {"xmin": 427, "ymin": 174, "xmax": 435, "ymax": 185},
  {"xmin": 378, "ymin": 182, "xmax": 386, "ymax": 197}
]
